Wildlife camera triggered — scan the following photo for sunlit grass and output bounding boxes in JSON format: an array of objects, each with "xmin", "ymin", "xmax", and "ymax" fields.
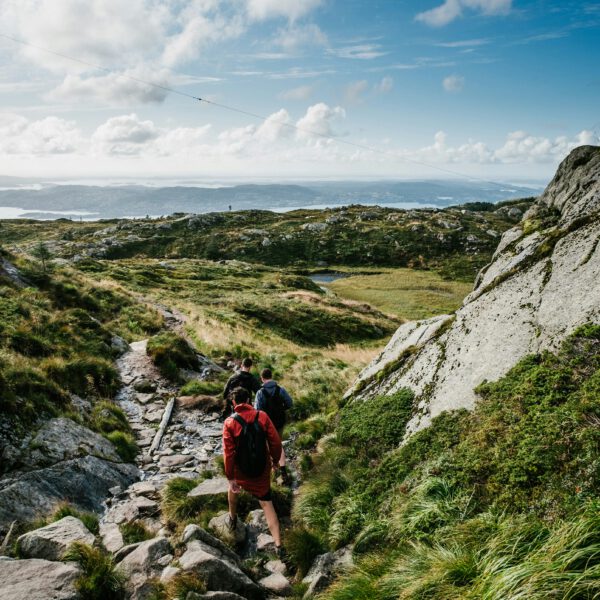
[{"xmin": 327, "ymin": 268, "xmax": 472, "ymax": 320}]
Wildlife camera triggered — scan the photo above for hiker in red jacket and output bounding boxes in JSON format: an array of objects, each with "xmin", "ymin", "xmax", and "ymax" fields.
[{"xmin": 222, "ymin": 386, "xmax": 284, "ymax": 555}]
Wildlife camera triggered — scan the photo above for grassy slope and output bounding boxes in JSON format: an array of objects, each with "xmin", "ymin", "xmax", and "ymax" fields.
[
  {"xmin": 0, "ymin": 251, "xmax": 161, "ymax": 468},
  {"xmin": 0, "ymin": 200, "xmax": 532, "ymax": 281},
  {"xmin": 325, "ymin": 268, "xmax": 472, "ymax": 320},
  {"xmin": 293, "ymin": 326, "xmax": 600, "ymax": 600}
]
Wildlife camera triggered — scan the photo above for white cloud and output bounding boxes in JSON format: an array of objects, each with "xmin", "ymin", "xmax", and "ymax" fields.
[
  {"xmin": 1, "ymin": 0, "xmax": 165, "ymax": 72},
  {"xmin": 343, "ymin": 80, "xmax": 369, "ymax": 104},
  {"xmin": 329, "ymin": 44, "xmax": 388, "ymax": 60},
  {"xmin": 408, "ymin": 129, "xmax": 599, "ymax": 165},
  {"xmin": 295, "ymin": 102, "xmax": 346, "ymax": 141},
  {"xmin": 436, "ymin": 38, "xmax": 490, "ymax": 47},
  {"xmin": 443, "ymin": 74, "xmax": 465, "ymax": 92},
  {"xmin": 47, "ymin": 68, "xmax": 171, "ymax": 105},
  {"xmin": 2, "ymin": 108, "xmax": 597, "ymax": 178},
  {"xmin": 92, "ymin": 113, "xmax": 160, "ymax": 155},
  {"xmin": 0, "ymin": 112, "xmax": 82, "ymax": 154},
  {"xmin": 279, "ymin": 85, "xmax": 315, "ymax": 101},
  {"xmin": 246, "ymin": 0, "xmax": 323, "ymax": 22},
  {"xmin": 376, "ymin": 76, "xmax": 393, "ymax": 93},
  {"xmin": 416, "ymin": 0, "xmax": 512, "ymax": 27},
  {"xmin": 0, "ymin": 0, "xmax": 245, "ymax": 107},
  {"xmin": 274, "ymin": 24, "xmax": 327, "ymax": 52}
]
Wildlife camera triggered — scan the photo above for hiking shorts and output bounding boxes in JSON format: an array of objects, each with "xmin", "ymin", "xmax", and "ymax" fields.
[{"xmin": 255, "ymin": 488, "xmax": 272, "ymax": 501}]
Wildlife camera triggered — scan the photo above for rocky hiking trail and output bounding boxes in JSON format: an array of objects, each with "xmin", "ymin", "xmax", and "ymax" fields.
[
  {"xmin": 0, "ymin": 282, "xmax": 351, "ymax": 600},
  {"xmin": 98, "ymin": 301, "xmax": 300, "ymax": 598}
]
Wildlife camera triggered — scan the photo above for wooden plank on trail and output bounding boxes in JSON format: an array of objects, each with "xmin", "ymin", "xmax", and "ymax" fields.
[{"xmin": 149, "ymin": 397, "xmax": 175, "ymax": 454}]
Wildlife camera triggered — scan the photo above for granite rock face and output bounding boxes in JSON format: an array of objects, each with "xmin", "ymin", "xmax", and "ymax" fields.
[
  {"xmin": 17, "ymin": 516, "xmax": 95, "ymax": 561},
  {"xmin": 0, "ymin": 558, "xmax": 81, "ymax": 600},
  {"xmin": 350, "ymin": 145, "xmax": 600, "ymax": 436},
  {"xmin": 0, "ymin": 455, "xmax": 139, "ymax": 529}
]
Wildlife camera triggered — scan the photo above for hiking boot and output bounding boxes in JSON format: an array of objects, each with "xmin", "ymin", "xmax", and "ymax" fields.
[
  {"xmin": 279, "ymin": 466, "xmax": 293, "ymax": 487},
  {"xmin": 226, "ymin": 514, "xmax": 238, "ymax": 532},
  {"xmin": 275, "ymin": 545, "xmax": 287, "ymax": 561}
]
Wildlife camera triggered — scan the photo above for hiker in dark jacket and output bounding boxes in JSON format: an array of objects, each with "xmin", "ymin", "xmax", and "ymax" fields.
[
  {"xmin": 222, "ymin": 357, "xmax": 260, "ymax": 418},
  {"xmin": 223, "ymin": 386, "xmax": 284, "ymax": 556},
  {"xmin": 255, "ymin": 368, "xmax": 293, "ymax": 484}
]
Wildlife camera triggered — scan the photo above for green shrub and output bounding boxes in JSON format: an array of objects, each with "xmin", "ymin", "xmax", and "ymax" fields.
[
  {"xmin": 90, "ymin": 401, "xmax": 131, "ymax": 434},
  {"xmin": 164, "ymin": 572, "xmax": 207, "ymax": 599},
  {"xmin": 52, "ymin": 502, "xmax": 99, "ymax": 535},
  {"xmin": 179, "ymin": 379, "xmax": 223, "ymax": 396},
  {"xmin": 285, "ymin": 527, "xmax": 325, "ymax": 577},
  {"xmin": 42, "ymin": 356, "xmax": 119, "ymax": 397},
  {"xmin": 105, "ymin": 431, "xmax": 138, "ymax": 462},
  {"xmin": 337, "ymin": 389, "xmax": 414, "ymax": 458},
  {"xmin": 119, "ymin": 520, "xmax": 154, "ymax": 545},
  {"xmin": 63, "ymin": 542, "xmax": 126, "ymax": 600},
  {"xmin": 147, "ymin": 333, "xmax": 198, "ymax": 382}
]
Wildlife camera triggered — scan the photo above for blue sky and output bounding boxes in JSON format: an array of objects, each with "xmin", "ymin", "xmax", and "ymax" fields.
[{"xmin": 0, "ymin": 0, "xmax": 598, "ymax": 180}]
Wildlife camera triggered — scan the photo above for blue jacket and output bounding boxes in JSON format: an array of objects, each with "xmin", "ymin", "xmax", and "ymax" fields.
[{"xmin": 255, "ymin": 380, "xmax": 293, "ymax": 413}]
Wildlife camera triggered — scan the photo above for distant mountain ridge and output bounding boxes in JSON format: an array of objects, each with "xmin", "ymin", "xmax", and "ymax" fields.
[{"xmin": 0, "ymin": 180, "xmax": 540, "ymax": 219}]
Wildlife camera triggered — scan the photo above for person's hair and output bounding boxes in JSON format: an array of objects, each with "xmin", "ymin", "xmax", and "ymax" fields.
[
  {"xmin": 242, "ymin": 357, "xmax": 253, "ymax": 369},
  {"xmin": 261, "ymin": 368, "xmax": 273, "ymax": 380},
  {"xmin": 231, "ymin": 386, "xmax": 250, "ymax": 405}
]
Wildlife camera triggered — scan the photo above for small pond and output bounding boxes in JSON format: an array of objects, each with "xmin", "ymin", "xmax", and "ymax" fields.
[{"xmin": 309, "ymin": 271, "xmax": 351, "ymax": 284}]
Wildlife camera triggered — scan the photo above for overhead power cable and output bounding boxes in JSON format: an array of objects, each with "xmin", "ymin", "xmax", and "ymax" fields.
[{"xmin": 1, "ymin": 31, "xmax": 528, "ymax": 191}]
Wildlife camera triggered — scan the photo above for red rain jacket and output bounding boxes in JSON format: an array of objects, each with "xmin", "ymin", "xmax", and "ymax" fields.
[{"xmin": 223, "ymin": 403, "xmax": 282, "ymax": 498}]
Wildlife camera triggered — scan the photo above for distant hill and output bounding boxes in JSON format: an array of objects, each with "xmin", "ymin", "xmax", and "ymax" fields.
[{"xmin": 0, "ymin": 180, "xmax": 541, "ymax": 219}]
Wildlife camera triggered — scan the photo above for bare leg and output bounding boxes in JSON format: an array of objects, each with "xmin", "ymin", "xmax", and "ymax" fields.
[
  {"xmin": 259, "ymin": 500, "xmax": 281, "ymax": 547},
  {"xmin": 279, "ymin": 447, "xmax": 286, "ymax": 468},
  {"xmin": 228, "ymin": 488, "xmax": 238, "ymax": 521}
]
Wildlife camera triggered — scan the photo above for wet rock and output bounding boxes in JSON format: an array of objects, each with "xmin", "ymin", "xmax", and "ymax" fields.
[
  {"xmin": 0, "ymin": 557, "xmax": 81, "ymax": 600},
  {"xmin": 17, "ymin": 516, "xmax": 95, "ymax": 561},
  {"xmin": 209, "ymin": 512, "xmax": 247, "ymax": 546}
]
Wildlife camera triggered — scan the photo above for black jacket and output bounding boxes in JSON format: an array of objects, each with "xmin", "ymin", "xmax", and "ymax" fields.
[{"xmin": 223, "ymin": 370, "xmax": 261, "ymax": 401}]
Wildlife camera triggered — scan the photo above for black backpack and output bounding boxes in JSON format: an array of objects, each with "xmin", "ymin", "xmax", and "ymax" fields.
[
  {"xmin": 233, "ymin": 412, "xmax": 267, "ymax": 478},
  {"xmin": 263, "ymin": 385, "xmax": 286, "ymax": 430}
]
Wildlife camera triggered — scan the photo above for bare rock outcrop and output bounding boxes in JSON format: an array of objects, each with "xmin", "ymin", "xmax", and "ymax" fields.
[
  {"xmin": 0, "ymin": 557, "xmax": 81, "ymax": 600},
  {"xmin": 350, "ymin": 146, "xmax": 600, "ymax": 436},
  {"xmin": 17, "ymin": 516, "xmax": 95, "ymax": 561}
]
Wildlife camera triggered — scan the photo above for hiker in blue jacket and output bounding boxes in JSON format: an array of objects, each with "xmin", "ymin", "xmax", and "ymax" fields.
[{"xmin": 255, "ymin": 368, "xmax": 293, "ymax": 485}]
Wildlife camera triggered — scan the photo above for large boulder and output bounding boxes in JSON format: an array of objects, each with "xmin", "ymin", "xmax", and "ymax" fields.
[
  {"xmin": 17, "ymin": 516, "xmax": 95, "ymax": 561},
  {"xmin": 22, "ymin": 418, "xmax": 121, "ymax": 469},
  {"xmin": 179, "ymin": 541, "xmax": 263, "ymax": 599},
  {"xmin": 349, "ymin": 146, "xmax": 600, "ymax": 437},
  {"xmin": 119, "ymin": 536, "xmax": 172, "ymax": 600},
  {"xmin": 0, "ymin": 456, "xmax": 139, "ymax": 530},
  {"xmin": 181, "ymin": 524, "xmax": 240, "ymax": 565},
  {"xmin": 0, "ymin": 557, "xmax": 81, "ymax": 600}
]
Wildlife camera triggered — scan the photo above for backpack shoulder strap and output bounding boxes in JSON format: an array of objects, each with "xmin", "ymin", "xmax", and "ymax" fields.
[{"xmin": 232, "ymin": 413, "xmax": 247, "ymax": 430}]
